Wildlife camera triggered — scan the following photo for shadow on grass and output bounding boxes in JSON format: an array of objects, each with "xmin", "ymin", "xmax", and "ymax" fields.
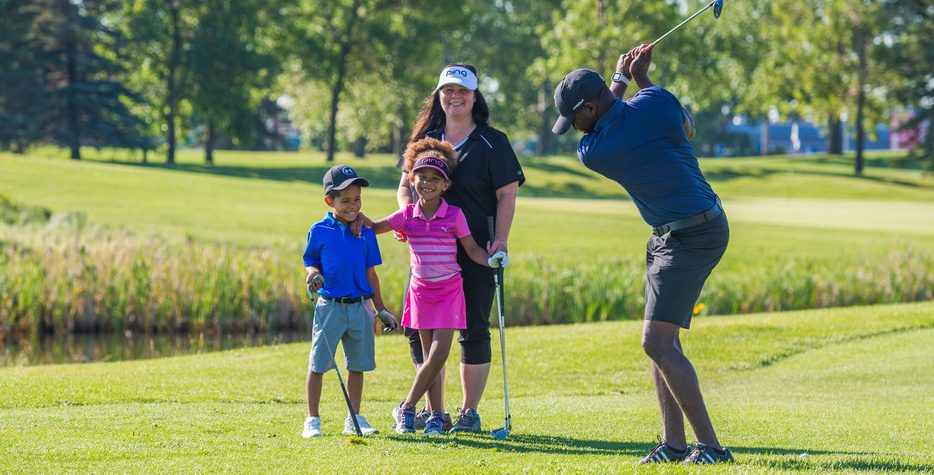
[{"xmin": 383, "ymin": 434, "xmax": 930, "ymax": 472}]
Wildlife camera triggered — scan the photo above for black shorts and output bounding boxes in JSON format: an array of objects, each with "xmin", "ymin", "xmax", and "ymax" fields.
[
  {"xmin": 406, "ymin": 265, "xmax": 495, "ymax": 365},
  {"xmin": 644, "ymin": 212, "xmax": 729, "ymax": 329}
]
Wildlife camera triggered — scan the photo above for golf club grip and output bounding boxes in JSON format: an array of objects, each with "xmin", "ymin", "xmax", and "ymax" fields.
[{"xmin": 487, "ymin": 216, "xmax": 495, "ymax": 243}]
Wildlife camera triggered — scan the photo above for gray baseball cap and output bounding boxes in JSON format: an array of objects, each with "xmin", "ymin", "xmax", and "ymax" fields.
[
  {"xmin": 323, "ymin": 164, "xmax": 369, "ymax": 194},
  {"xmin": 552, "ymin": 69, "xmax": 607, "ymax": 135}
]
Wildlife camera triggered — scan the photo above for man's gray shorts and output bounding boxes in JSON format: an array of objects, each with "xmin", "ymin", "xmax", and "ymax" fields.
[
  {"xmin": 308, "ymin": 298, "xmax": 376, "ymax": 373},
  {"xmin": 645, "ymin": 212, "xmax": 729, "ymax": 329}
]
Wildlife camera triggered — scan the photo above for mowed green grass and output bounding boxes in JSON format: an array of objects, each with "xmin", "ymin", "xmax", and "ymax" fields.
[
  {"xmin": 1, "ymin": 302, "xmax": 931, "ymax": 473},
  {"xmin": 3, "ymin": 148, "xmax": 934, "ymax": 258}
]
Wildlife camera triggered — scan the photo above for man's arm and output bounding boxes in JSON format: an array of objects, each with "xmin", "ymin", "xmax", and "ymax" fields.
[
  {"xmin": 610, "ymin": 47, "xmax": 639, "ymax": 99},
  {"xmin": 629, "ymin": 44, "xmax": 656, "ymax": 90}
]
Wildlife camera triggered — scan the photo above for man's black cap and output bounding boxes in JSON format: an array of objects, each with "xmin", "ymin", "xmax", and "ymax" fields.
[
  {"xmin": 323, "ymin": 164, "xmax": 369, "ymax": 194},
  {"xmin": 552, "ymin": 69, "xmax": 607, "ymax": 135}
]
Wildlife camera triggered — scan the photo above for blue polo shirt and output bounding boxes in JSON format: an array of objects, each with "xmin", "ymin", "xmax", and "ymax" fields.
[
  {"xmin": 302, "ymin": 212, "xmax": 382, "ymax": 299},
  {"xmin": 578, "ymin": 86, "xmax": 718, "ymax": 227}
]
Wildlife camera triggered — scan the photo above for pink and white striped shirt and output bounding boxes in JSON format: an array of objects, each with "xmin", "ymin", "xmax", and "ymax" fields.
[{"xmin": 387, "ymin": 200, "xmax": 471, "ymax": 282}]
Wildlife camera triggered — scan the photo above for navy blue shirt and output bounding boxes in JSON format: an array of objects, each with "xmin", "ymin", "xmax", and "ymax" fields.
[
  {"xmin": 578, "ymin": 86, "xmax": 718, "ymax": 227},
  {"xmin": 302, "ymin": 212, "xmax": 382, "ymax": 299}
]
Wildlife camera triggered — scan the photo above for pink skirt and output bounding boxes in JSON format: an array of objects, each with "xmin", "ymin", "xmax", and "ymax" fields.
[{"xmin": 402, "ymin": 273, "xmax": 466, "ymax": 330}]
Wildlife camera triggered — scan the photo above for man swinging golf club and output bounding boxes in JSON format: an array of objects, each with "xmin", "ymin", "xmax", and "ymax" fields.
[{"xmin": 552, "ymin": 44, "xmax": 733, "ymax": 464}]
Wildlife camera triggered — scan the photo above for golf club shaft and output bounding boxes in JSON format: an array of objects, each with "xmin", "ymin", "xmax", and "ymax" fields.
[
  {"xmin": 307, "ymin": 285, "xmax": 363, "ymax": 436},
  {"xmin": 651, "ymin": 0, "xmax": 715, "ymax": 46},
  {"xmin": 488, "ymin": 217, "xmax": 512, "ymax": 433}
]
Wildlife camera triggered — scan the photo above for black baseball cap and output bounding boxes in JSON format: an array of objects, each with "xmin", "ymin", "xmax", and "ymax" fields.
[
  {"xmin": 323, "ymin": 164, "xmax": 369, "ymax": 194},
  {"xmin": 552, "ymin": 69, "xmax": 607, "ymax": 135}
]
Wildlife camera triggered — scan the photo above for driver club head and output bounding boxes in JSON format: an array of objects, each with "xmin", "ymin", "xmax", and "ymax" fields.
[
  {"xmin": 713, "ymin": 0, "xmax": 724, "ymax": 18},
  {"xmin": 491, "ymin": 427, "xmax": 509, "ymax": 440}
]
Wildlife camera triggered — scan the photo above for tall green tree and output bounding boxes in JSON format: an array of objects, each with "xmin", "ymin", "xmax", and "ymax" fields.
[
  {"xmin": 185, "ymin": 0, "xmax": 281, "ymax": 163},
  {"xmin": 0, "ymin": 1, "xmax": 46, "ymax": 153},
  {"xmin": 5, "ymin": 0, "xmax": 150, "ymax": 159},
  {"xmin": 878, "ymin": 0, "xmax": 934, "ymax": 171}
]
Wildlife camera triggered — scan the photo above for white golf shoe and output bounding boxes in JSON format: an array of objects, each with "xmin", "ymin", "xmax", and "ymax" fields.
[
  {"xmin": 343, "ymin": 414, "xmax": 379, "ymax": 435},
  {"xmin": 302, "ymin": 416, "xmax": 322, "ymax": 438}
]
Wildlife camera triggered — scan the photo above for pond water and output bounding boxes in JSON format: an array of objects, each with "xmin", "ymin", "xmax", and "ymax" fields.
[{"xmin": 0, "ymin": 330, "xmax": 309, "ymax": 367}]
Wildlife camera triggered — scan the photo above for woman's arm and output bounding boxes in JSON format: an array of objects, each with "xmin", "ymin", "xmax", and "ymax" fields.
[
  {"xmin": 397, "ymin": 172, "xmax": 413, "ymax": 207},
  {"xmin": 459, "ymin": 235, "xmax": 492, "ymax": 267},
  {"xmin": 490, "ymin": 181, "xmax": 519, "ymax": 253}
]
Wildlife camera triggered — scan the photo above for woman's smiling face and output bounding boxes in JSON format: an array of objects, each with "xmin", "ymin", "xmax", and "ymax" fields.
[{"xmin": 439, "ymin": 84, "xmax": 475, "ymax": 119}]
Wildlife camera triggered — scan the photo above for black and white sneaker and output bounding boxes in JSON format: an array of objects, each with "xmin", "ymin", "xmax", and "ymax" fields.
[
  {"xmin": 682, "ymin": 443, "xmax": 734, "ymax": 465},
  {"xmin": 639, "ymin": 440, "xmax": 691, "ymax": 464}
]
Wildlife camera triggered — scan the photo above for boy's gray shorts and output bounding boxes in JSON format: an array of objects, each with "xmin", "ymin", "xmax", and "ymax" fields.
[
  {"xmin": 308, "ymin": 298, "xmax": 376, "ymax": 373},
  {"xmin": 644, "ymin": 212, "xmax": 729, "ymax": 329}
]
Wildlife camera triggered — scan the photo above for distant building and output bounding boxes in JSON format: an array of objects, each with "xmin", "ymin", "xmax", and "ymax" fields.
[{"xmin": 724, "ymin": 117, "xmax": 891, "ymax": 156}]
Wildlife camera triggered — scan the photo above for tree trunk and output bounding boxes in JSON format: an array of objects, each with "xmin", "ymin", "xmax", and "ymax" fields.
[
  {"xmin": 828, "ymin": 117, "xmax": 843, "ymax": 155},
  {"xmin": 324, "ymin": 0, "xmax": 361, "ymax": 162},
  {"xmin": 166, "ymin": 1, "xmax": 181, "ymax": 165},
  {"xmin": 536, "ymin": 82, "xmax": 553, "ymax": 155},
  {"xmin": 325, "ymin": 74, "xmax": 344, "ymax": 162},
  {"xmin": 855, "ymin": 87, "xmax": 865, "ymax": 176},
  {"xmin": 760, "ymin": 122, "xmax": 769, "ymax": 155},
  {"xmin": 205, "ymin": 122, "xmax": 214, "ymax": 164},
  {"xmin": 65, "ymin": 38, "xmax": 81, "ymax": 160},
  {"xmin": 854, "ymin": 25, "xmax": 868, "ymax": 176}
]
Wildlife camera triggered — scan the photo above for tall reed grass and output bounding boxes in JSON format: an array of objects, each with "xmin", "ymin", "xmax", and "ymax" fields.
[{"xmin": 2, "ymin": 221, "xmax": 932, "ymax": 339}]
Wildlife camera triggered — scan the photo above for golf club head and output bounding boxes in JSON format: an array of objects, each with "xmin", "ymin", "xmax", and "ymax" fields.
[
  {"xmin": 491, "ymin": 427, "xmax": 509, "ymax": 440},
  {"xmin": 713, "ymin": 0, "xmax": 724, "ymax": 18}
]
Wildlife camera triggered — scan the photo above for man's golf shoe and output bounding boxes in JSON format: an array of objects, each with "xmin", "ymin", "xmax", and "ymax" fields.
[
  {"xmin": 392, "ymin": 403, "xmax": 417, "ymax": 434},
  {"xmin": 302, "ymin": 416, "xmax": 322, "ymax": 438},
  {"xmin": 448, "ymin": 408, "xmax": 481, "ymax": 434},
  {"xmin": 639, "ymin": 440, "xmax": 691, "ymax": 464},
  {"xmin": 343, "ymin": 414, "xmax": 379, "ymax": 436},
  {"xmin": 682, "ymin": 443, "xmax": 734, "ymax": 465}
]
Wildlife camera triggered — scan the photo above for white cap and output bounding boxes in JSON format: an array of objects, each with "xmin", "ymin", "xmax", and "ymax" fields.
[{"xmin": 437, "ymin": 66, "xmax": 478, "ymax": 91}]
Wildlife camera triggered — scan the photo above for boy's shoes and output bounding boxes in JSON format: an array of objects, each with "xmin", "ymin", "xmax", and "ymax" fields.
[
  {"xmin": 424, "ymin": 412, "xmax": 446, "ymax": 436},
  {"xmin": 415, "ymin": 408, "xmax": 452, "ymax": 432},
  {"xmin": 448, "ymin": 408, "xmax": 481, "ymax": 433},
  {"xmin": 392, "ymin": 402, "xmax": 417, "ymax": 434},
  {"xmin": 302, "ymin": 416, "xmax": 322, "ymax": 438},
  {"xmin": 682, "ymin": 443, "xmax": 735, "ymax": 465},
  {"xmin": 639, "ymin": 440, "xmax": 691, "ymax": 464},
  {"xmin": 342, "ymin": 414, "xmax": 379, "ymax": 436}
]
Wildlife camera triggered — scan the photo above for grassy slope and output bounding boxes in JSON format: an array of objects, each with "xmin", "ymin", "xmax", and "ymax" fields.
[
  {"xmin": 0, "ymin": 302, "xmax": 931, "ymax": 473},
  {"xmin": 2, "ymin": 149, "xmax": 934, "ymax": 268}
]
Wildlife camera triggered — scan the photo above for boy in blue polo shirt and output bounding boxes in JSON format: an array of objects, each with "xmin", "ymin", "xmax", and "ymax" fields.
[{"xmin": 301, "ymin": 164, "xmax": 398, "ymax": 438}]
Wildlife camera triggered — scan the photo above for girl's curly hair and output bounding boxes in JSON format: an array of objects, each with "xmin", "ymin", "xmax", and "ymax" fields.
[{"xmin": 403, "ymin": 137, "xmax": 458, "ymax": 174}]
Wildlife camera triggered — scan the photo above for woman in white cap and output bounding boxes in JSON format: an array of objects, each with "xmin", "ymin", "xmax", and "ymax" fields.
[{"xmin": 395, "ymin": 63, "xmax": 525, "ymax": 433}]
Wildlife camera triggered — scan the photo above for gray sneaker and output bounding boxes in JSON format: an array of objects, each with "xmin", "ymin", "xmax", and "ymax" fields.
[
  {"xmin": 415, "ymin": 408, "xmax": 452, "ymax": 431},
  {"xmin": 424, "ymin": 412, "xmax": 446, "ymax": 436},
  {"xmin": 448, "ymin": 408, "xmax": 481, "ymax": 433}
]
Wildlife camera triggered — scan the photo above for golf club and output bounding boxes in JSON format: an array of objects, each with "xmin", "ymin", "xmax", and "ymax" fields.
[
  {"xmin": 487, "ymin": 217, "xmax": 512, "ymax": 441},
  {"xmin": 306, "ymin": 276, "xmax": 363, "ymax": 437},
  {"xmin": 651, "ymin": 0, "xmax": 724, "ymax": 46}
]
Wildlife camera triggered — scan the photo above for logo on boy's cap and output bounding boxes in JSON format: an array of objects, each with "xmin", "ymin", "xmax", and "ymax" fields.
[
  {"xmin": 552, "ymin": 69, "xmax": 607, "ymax": 135},
  {"xmin": 323, "ymin": 164, "xmax": 370, "ymax": 194},
  {"xmin": 412, "ymin": 156, "xmax": 451, "ymax": 180},
  {"xmin": 437, "ymin": 66, "xmax": 478, "ymax": 91}
]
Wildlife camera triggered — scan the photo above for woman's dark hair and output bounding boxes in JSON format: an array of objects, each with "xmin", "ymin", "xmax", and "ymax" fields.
[{"xmin": 408, "ymin": 63, "xmax": 490, "ymax": 143}]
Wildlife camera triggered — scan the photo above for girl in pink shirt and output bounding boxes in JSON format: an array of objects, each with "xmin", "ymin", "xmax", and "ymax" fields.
[{"xmin": 370, "ymin": 138, "xmax": 491, "ymax": 435}]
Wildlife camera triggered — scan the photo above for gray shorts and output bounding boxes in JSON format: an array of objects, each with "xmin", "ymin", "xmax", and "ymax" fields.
[
  {"xmin": 308, "ymin": 297, "xmax": 376, "ymax": 373},
  {"xmin": 645, "ymin": 212, "xmax": 729, "ymax": 329}
]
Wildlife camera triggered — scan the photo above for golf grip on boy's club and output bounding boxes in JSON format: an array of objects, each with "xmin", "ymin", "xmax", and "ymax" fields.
[
  {"xmin": 487, "ymin": 217, "xmax": 512, "ymax": 440},
  {"xmin": 651, "ymin": 0, "xmax": 717, "ymax": 46},
  {"xmin": 306, "ymin": 276, "xmax": 363, "ymax": 437}
]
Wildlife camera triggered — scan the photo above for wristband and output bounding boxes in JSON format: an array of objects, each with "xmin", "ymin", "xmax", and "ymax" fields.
[{"xmin": 611, "ymin": 72, "xmax": 631, "ymax": 85}]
